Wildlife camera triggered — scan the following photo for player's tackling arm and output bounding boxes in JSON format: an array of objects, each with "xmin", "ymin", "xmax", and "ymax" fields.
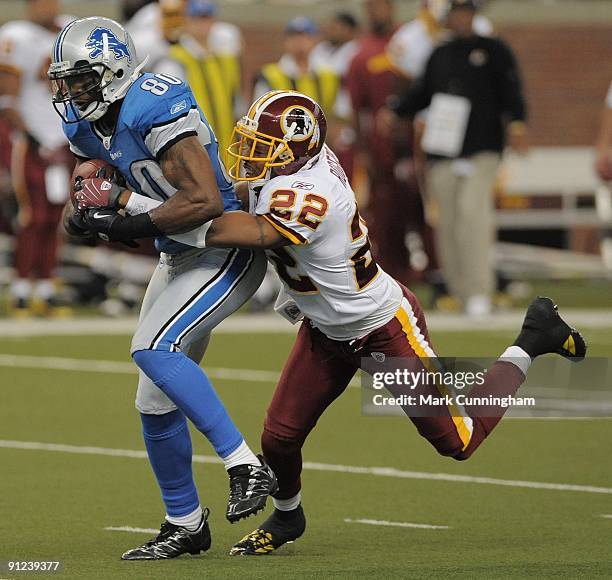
[
  {"xmin": 148, "ymin": 135, "xmax": 224, "ymax": 234},
  {"xmin": 206, "ymin": 211, "xmax": 289, "ymax": 249}
]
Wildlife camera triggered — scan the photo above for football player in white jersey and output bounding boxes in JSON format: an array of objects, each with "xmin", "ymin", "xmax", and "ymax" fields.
[
  {"xmin": 115, "ymin": 90, "xmax": 586, "ymax": 555},
  {"xmin": 0, "ymin": 0, "xmax": 73, "ymax": 315}
]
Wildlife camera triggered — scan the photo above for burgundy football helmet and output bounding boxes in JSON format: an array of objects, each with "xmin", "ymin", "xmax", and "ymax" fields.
[{"xmin": 227, "ymin": 90, "xmax": 327, "ymax": 182}]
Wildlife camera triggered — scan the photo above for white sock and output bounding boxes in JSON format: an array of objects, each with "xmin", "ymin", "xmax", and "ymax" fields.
[
  {"xmin": 223, "ymin": 440, "xmax": 259, "ymax": 470},
  {"xmin": 273, "ymin": 493, "xmax": 301, "ymax": 512},
  {"xmin": 500, "ymin": 345, "xmax": 532, "ymax": 376},
  {"xmin": 33, "ymin": 279, "xmax": 55, "ymax": 301},
  {"xmin": 11, "ymin": 278, "xmax": 31, "ymax": 300},
  {"xmin": 166, "ymin": 505, "xmax": 203, "ymax": 531}
]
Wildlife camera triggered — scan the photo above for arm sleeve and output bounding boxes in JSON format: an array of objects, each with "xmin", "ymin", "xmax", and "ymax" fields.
[
  {"xmin": 255, "ymin": 183, "xmax": 327, "ymax": 245},
  {"xmin": 495, "ymin": 40, "xmax": 527, "ymax": 123},
  {"xmin": 391, "ymin": 56, "xmax": 435, "ymax": 118},
  {"xmin": 143, "ymin": 105, "xmax": 211, "ymax": 160}
]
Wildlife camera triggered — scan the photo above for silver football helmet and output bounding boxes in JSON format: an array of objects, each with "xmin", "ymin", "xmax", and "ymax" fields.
[{"xmin": 48, "ymin": 17, "xmax": 147, "ymax": 123}]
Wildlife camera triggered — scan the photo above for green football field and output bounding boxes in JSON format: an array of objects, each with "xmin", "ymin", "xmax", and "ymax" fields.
[{"xmin": 1, "ymin": 327, "xmax": 611, "ymax": 579}]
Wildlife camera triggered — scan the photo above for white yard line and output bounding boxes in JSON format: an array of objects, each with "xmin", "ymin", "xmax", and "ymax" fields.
[
  {"xmin": 0, "ymin": 353, "xmax": 279, "ymax": 383},
  {"xmin": 600, "ymin": 514, "xmax": 612, "ymax": 519},
  {"xmin": 344, "ymin": 518, "xmax": 449, "ymax": 530},
  {"xmin": 104, "ymin": 526, "xmax": 158, "ymax": 534},
  {"xmin": 1, "ymin": 309, "xmax": 612, "ymax": 337},
  {"xmin": 0, "ymin": 353, "xmax": 361, "ymax": 387},
  {"xmin": 3, "ymin": 353, "xmax": 610, "ymax": 416},
  {"xmin": 1, "ymin": 439, "xmax": 611, "ymax": 496}
]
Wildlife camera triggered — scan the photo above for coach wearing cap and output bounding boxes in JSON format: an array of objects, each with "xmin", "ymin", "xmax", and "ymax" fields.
[{"xmin": 386, "ymin": 0, "xmax": 528, "ymax": 317}]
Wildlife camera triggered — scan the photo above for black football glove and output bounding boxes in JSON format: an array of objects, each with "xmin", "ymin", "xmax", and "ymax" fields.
[
  {"xmin": 64, "ymin": 208, "xmax": 92, "ymax": 238},
  {"xmin": 80, "ymin": 208, "xmax": 139, "ymax": 248},
  {"xmin": 82, "ymin": 208, "xmax": 162, "ymax": 247}
]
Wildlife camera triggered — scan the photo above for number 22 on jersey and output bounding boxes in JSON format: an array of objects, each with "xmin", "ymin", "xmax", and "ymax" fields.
[{"xmin": 267, "ymin": 190, "xmax": 379, "ymax": 293}]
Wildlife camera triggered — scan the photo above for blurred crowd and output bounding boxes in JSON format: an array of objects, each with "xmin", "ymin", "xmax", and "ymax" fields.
[{"xmin": 0, "ymin": 0, "xmax": 609, "ymax": 318}]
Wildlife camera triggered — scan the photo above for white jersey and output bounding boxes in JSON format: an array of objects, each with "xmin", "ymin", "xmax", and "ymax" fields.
[
  {"xmin": 388, "ymin": 15, "xmax": 494, "ymax": 79},
  {"xmin": 0, "ymin": 19, "xmax": 71, "ymax": 150},
  {"xmin": 255, "ymin": 145, "xmax": 402, "ymax": 340},
  {"xmin": 310, "ymin": 39, "xmax": 359, "ymax": 78},
  {"xmin": 126, "ymin": 3, "xmax": 169, "ymax": 68}
]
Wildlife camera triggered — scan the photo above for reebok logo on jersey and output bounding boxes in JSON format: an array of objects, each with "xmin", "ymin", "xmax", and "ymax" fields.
[
  {"xmin": 291, "ymin": 181, "xmax": 314, "ymax": 190},
  {"xmin": 110, "ymin": 151, "xmax": 123, "ymax": 160},
  {"xmin": 86, "ymin": 27, "xmax": 132, "ymax": 63},
  {"xmin": 170, "ymin": 100, "xmax": 188, "ymax": 115}
]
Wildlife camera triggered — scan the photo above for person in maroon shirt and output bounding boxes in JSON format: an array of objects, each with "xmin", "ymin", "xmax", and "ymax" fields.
[{"xmin": 346, "ymin": 0, "xmax": 426, "ymax": 288}]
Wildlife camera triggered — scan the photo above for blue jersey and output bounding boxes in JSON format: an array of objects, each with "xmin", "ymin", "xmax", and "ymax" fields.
[{"xmin": 63, "ymin": 72, "xmax": 240, "ymax": 253}]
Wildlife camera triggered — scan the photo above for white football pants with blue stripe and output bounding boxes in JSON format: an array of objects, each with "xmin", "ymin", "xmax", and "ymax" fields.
[{"xmin": 132, "ymin": 247, "xmax": 266, "ymax": 414}]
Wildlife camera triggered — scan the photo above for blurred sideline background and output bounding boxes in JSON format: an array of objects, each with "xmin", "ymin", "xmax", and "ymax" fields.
[
  {"xmin": 0, "ymin": 0, "xmax": 611, "ymax": 319},
  {"xmin": 0, "ymin": 4, "xmax": 611, "ymax": 577}
]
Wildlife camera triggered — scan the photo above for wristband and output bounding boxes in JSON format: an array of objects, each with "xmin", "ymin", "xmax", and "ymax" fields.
[
  {"xmin": 114, "ymin": 212, "xmax": 163, "ymax": 240},
  {"xmin": 125, "ymin": 192, "xmax": 164, "ymax": 215}
]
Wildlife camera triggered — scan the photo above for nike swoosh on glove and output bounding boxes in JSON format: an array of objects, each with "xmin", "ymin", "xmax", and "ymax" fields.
[
  {"xmin": 74, "ymin": 178, "xmax": 124, "ymax": 212},
  {"xmin": 81, "ymin": 208, "xmax": 138, "ymax": 247}
]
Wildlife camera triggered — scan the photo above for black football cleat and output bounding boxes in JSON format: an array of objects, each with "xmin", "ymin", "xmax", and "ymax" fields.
[
  {"xmin": 513, "ymin": 297, "xmax": 587, "ymax": 361},
  {"xmin": 120, "ymin": 508, "xmax": 211, "ymax": 560},
  {"xmin": 226, "ymin": 455, "xmax": 279, "ymax": 523},
  {"xmin": 229, "ymin": 505, "xmax": 306, "ymax": 556}
]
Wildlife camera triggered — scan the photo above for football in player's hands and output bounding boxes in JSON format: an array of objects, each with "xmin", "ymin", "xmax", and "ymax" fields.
[
  {"xmin": 71, "ymin": 159, "xmax": 124, "ymax": 205},
  {"xmin": 73, "ymin": 177, "xmax": 123, "ymax": 212}
]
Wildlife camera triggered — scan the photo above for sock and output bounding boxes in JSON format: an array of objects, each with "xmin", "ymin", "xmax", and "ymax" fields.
[
  {"xmin": 500, "ymin": 345, "xmax": 532, "ymax": 375},
  {"xmin": 133, "ymin": 350, "xmax": 244, "ymax": 457},
  {"xmin": 33, "ymin": 279, "xmax": 55, "ymax": 301},
  {"xmin": 11, "ymin": 278, "xmax": 31, "ymax": 301},
  {"xmin": 273, "ymin": 493, "xmax": 301, "ymax": 512},
  {"xmin": 141, "ymin": 410, "xmax": 200, "ymax": 518},
  {"xmin": 223, "ymin": 440, "xmax": 259, "ymax": 470},
  {"xmin": 166, "ymin": 505, "xmax": 203, "ymax": 531}
]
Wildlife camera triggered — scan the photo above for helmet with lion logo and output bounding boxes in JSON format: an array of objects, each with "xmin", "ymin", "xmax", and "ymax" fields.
[{"xmin": 48, "ymin": 17, "xmax": 146, "ymax": 123}]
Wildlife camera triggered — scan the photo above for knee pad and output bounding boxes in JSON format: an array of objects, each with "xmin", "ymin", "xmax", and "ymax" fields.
[{"xmin": 133, "ymin": 349, "xmax": 186, "ymax": 389}]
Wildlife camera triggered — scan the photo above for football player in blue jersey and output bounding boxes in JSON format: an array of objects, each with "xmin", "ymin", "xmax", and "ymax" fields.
[{"xmin": 48, "ymin": 17, "xmax": 277, "ymax": 560}]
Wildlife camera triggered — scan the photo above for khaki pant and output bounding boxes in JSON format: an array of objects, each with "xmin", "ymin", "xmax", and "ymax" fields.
[{"xmin": 426, "ymin": 152, "xmax": 500, "ymax": 305}]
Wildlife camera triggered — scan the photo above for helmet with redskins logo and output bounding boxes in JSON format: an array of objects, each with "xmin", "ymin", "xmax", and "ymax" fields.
[{"xmin": 227, "ymin": 90, "xmax": 327, "ymax": 183}]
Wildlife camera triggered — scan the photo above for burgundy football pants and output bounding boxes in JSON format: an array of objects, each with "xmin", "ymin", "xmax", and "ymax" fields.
[
  {"xmin": 12, "ymin": 139, "xmax": 65, "ymax": 280},
  {"xmin": 262, "ymin": 285, "xmax": 525, "ymax": 499}
]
